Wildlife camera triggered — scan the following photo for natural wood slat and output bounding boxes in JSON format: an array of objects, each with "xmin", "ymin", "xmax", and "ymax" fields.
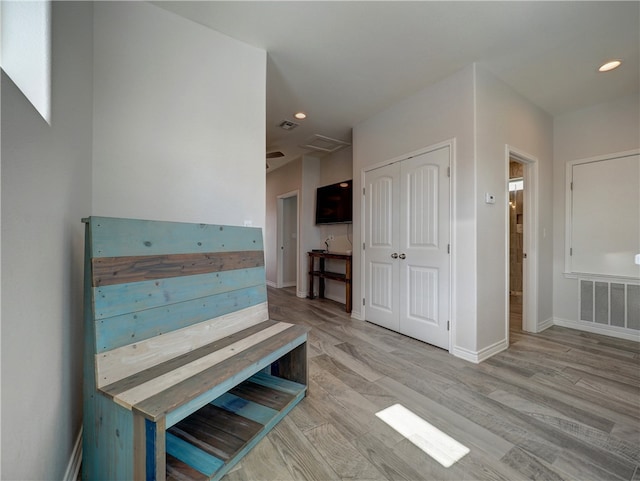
[
  {"xmin": 101, "ymin": 321, "xmax": 276, "ymax": 397},
  {"xmin": 229, "ymin": 381, "xmax": 294, "ymax": 411},
  {"xmin": 132, "ymin": 324, "xmax": 309, "ymax": 420},
  {"xmin": 97, "ymin": 303, "xmax": 269, "ymax": 388},
  {"xmin": 92, "ymin": 250, "xmax": 264, "ymax": 286},
  {"xmin": 166, "ymin": 454, "xmax": 209, "ymax": 481},
  {"xmin": 112, "ymin": 323, "xmax": 292, "ymax": 408},
  {"xmin": 169, "ymin": 411, "xmax": 254, "ymax": 462}
]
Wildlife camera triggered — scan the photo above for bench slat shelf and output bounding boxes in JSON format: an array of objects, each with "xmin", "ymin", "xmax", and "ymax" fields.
[
  {"xmin": 82, "ymin": 216, "xmax": 309, "ymax": 481},
  {"xmin": 166, "ymin": 372, "xmax": 306, "ymax": 481}
]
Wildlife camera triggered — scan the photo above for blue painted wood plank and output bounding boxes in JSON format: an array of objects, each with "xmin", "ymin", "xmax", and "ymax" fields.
[
  {"xmin": 93, "ymin": 267, "xmax": 265, "ymax": 320},
  {"xmin": 145, "ymin": 420, "xmax": 156, "ymax": 481},
  {"xmin": 164, "ymin": 334, "xmax": 308, "ymax": 428},
  {"xmin": 210, "ymin": 393, "xmax": 278, "ymax": 425},
  {"xmin": 95, "ymin": 285, "xmax": 267, "ymax": 352},
  {"xmin": 89, "ymin": 217, "xmax": 264, "ymax": 258},
  {"xmin": 84, "ymin": 221, "xmax": 135, "ymax": 481},
  {"xmin": 250, "ymin": 371, "xmax": 307, "ymax": 396},
  {"xmin": 83, "ymin": 392, "xmax": 135, "ymax": 480},
  {"xmin": 165, "ymin": 432, "xmax": 224, "ymax": 477}
]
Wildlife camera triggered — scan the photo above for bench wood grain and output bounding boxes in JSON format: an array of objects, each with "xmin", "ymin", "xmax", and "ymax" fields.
[{"xmin": 82, "ymin": 216, "xmax": 309, "ymax": 481}]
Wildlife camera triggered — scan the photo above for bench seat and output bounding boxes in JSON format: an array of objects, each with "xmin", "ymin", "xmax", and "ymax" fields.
[
  {"xmin": 100, "ymin": 320, "xmax": 308, "ymax": 423},
  {"xmin": 82, "ymin": 217, "xmax": 309, "ymax": 481}
]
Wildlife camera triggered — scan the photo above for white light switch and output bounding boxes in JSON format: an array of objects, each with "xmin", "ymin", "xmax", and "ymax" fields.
[{"xmin": 485, "ymin": 193, "xmax": 496, "ymax": 204}]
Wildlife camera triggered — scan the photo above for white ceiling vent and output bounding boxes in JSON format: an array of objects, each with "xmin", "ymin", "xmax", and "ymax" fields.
[
  {"xmin": 279, "ymin": 120, "xmax": 299, "ymax": 130},
  {"xmin": 301, "ymin": 134, "xmax": 351, "ymax": 154}
]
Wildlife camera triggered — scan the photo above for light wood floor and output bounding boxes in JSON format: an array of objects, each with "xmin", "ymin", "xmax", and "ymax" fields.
[{"xmin": 224, "ymin": 287, "xmax": 640, "ymax": 481}]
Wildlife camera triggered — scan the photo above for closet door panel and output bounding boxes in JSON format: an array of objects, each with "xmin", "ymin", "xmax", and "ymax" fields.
[
  {"xmin": 363, "ymin": 145, "xmax": 450, "ymax": 350},
  {"xmin": 364, "ymin": 164, "xmax": 400, "ymax": 331},
  {"xmin": 399, "ymin": 147, "xmax": 450, "ymax": 350}
]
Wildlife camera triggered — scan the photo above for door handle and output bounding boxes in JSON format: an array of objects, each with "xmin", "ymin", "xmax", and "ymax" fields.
[
  {"xmin": 391, "ymin": 253, "xmax": 398, "ymax": 259},
  {"xmin": 399, "ymin": 253, "xmax": 406, "ymax": 259}
]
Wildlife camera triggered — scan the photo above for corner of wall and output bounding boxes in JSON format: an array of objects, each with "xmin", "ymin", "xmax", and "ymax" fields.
[
  {"xmin": 451, "ymin": 338, "xmax": 507, "ymax": 364},
  {"xmin": 536, "ymin": 317, "xmax": 554, "ymax": 333}
]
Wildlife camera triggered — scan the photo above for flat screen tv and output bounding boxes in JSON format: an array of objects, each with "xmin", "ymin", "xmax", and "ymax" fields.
[{"xmin": 315, "ymin": 179, "xmax": 352, "ymax": 224}]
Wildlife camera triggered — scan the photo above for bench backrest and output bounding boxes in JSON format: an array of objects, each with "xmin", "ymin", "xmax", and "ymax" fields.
[{"xmin": 84, "ymin": 216, "xmax": 268, "ymax": 389}]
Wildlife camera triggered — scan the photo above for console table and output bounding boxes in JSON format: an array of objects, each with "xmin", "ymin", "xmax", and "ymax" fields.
[{"xmin": 307, "ymin": 251, "xmax": 352, "ymax": 313}]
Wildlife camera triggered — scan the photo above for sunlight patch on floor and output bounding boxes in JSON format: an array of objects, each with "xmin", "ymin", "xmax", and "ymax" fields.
[{"xmin": 375, "ymin": 404, "xmax": 470, "ymax": 468}]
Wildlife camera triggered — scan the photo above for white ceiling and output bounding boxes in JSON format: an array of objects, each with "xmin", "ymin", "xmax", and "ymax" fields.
[{"xmin": 156, "ymin": 1, "xmax": 640, "ymax": 171}]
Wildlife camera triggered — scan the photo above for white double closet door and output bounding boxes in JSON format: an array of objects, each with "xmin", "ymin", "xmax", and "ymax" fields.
[{"xmin": 364, "ymin": 146, "xmax": 450, "ymax": 350}]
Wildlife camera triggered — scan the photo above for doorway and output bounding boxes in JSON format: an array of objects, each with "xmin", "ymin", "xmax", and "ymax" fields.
[
  {"xmin": 508, "ymin": 162, "xmax": 524, "ymax": 333},
  {"xmin": 506, "ymin": 146, "xmax": 539, "ymax": 339},
  {"xmin": 277, "ymin": 191, "xmax": 299, "ymax": 290}
]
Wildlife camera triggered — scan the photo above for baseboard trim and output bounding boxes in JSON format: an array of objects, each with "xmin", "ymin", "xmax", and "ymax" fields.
[
  {"xmin": 553, "ymin": 318, "xmax": 640, "ymax": 341},
  {"xmin": 536, "ymin": 317, "xmax": 554, "ymax": 333},
  {"xmin": 63, "ymin": 426, "xmax": 82, "ymax": 481},
  {"xmin": 266, "ymin": 280, "xmax": 277, "ymax": 288},
  {"xmin": 451, "ymin": 345, "xmax": 478, "ymax": 363},
  {"xmin": 451, "ymin": 338, "xmax": 508, "ymax": 363}
]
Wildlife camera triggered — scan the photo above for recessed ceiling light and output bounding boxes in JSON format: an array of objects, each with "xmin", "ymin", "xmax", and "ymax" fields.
[
  {"xmin": 294, "ymin": 112, "xmax": 307, "ymax": 120},
  {"xmin": 598, "ymin": 60, "xmax": 622, "ymax": 72}
]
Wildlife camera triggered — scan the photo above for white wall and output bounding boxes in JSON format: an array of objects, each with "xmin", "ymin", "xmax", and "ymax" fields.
[
  {"xmin": 553, "ymin": 93, "xmax": 640, "ymax": 325},
  {"xmin": 300, "ymin": 155, "xmax": 322, "ymax": 297},
  {"xmin": 92, "ymin": 2, "xmax": 266, "ymax": 227},
  {"xmin": 265, "ymin": 159, "xmax": 301, "ymax": 285},
  {"xmin": 475, "ymin": 65, "xmax": 554, "ymax": 348},
  {"xmin": 317, "ymin": 147, "xmax": 353, "ymax": 303},
  {"xmin": 353, "ymin": 65, "xmax": 477, "ymax": 354},
  {"xmin": 1, "ymin": 2, "xmax": 93, "ymax": 479},
  {"xmin": 319, "ymin": 146, "xmax": 353, "ymax": 186}
]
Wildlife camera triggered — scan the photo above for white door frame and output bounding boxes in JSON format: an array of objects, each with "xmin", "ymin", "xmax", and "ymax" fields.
[
  {"xmin": 505, "ymin": 146, "xmax": 539, "ymax": 336},
  {"xmin": 361, "ymin": 139, "xmax": 455, "ymax": 351},
  {"xmin": 276, "ymin": 190, "xmax": 300, "ymax": 289}
]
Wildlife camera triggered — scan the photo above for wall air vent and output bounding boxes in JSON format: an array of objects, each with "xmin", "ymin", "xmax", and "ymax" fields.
[
  {"xmin": 279, "ymin": 120, "xmax": 299, "ymax": 130},
  {"xmin": 579, "ymin": 277, "xmax": 640, "ymax": 330},
  {"xmin": 301, "ymin": 134, "xmax": 351, "ymax": 154}
]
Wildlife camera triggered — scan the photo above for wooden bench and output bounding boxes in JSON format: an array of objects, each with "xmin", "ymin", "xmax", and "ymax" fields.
[{"xmin": 82, "ymin": 216, "xmax": 309, "ymax": 481}]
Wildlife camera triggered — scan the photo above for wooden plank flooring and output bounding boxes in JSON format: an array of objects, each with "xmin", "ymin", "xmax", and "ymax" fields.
[{"xmin": 223, "ymin": 287, "xmax": 639, "ymax": 481}]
